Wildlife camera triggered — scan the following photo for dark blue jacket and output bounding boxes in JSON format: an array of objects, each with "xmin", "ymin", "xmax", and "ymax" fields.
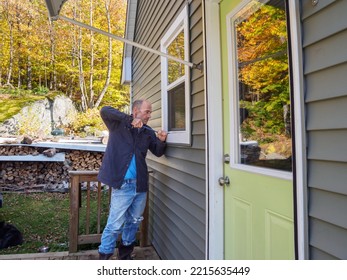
[{"xmin": 97, "ymin": 106, "xmax": 166, "ymax": 192}]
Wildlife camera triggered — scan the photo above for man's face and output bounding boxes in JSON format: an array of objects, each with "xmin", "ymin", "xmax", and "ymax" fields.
[{"xmin": 134, "ymin": 101, "xmax": 152, "ymax": 124}]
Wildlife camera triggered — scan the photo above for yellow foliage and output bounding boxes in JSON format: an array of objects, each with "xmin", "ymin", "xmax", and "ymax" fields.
[
  {"xmin": 69, "ymin": 108, "xmax": 106, "ymax": 136},
  {"xmin": 18, "ymin": 107, "xmax": 50, "ymax": 137}
]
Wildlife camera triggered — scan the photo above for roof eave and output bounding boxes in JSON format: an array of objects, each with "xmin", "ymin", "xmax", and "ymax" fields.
[{"xmin": 121, "ymin": 0, "xmax": 138, "ymax": 85}]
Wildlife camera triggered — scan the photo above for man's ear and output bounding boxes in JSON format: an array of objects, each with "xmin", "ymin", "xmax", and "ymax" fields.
[{"xmin": 132, "ymin": 107, "xmax": 138, "ymax": 118}]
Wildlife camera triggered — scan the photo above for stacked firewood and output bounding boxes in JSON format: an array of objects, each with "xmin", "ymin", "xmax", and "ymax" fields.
[
  {"xmin": 0, "ymin": 145, "xmax": 39, "ymax": 156},
  {"xmin": 65, "ymin": 151, "xmax": 103, "ymax": 171},
  {"xmin": 0, "ymin": 146, "xmax": 103, "ymax": 192},
  {"xmin": 0, "ymin": 161, "xmax": 68, "ymax": 191}
]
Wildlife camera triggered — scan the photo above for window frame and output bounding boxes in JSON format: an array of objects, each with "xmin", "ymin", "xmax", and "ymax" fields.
[{"xmin": 160, "ymin": 5, "xmax": 191, "ymax": 145}]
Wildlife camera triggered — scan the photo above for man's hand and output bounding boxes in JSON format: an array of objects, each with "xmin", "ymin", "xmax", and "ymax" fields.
[
  {"xmin": 131, "ymin": 118, "xmax": 143, "ymax": 128},
  {"xmin": 157, "ymin": 129, "xmax": 168, "ymax": 142}
]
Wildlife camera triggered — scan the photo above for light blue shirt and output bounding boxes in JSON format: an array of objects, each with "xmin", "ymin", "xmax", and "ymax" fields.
[{"xmin": 124, "ymin": 154, "xmax": 136, "ymax": 179}]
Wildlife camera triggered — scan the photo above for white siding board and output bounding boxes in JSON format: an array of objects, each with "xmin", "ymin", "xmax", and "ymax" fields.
[
  {"xmin": 309, "ymin": 160, "xmax": 347, "ymax": 196},
  {"xmin": 192, "ymin": 90, "xmax": 205, "ymax": 107},
  {"xmin": 309, "ymin": 247, "xmax": 338, "ymax": 260},
  {"xmin": 306, "ymin": 96, "xmax": 347, "ymax": 130},
  {"xmin": 192, "ymin": 105, "xmax": 205, "ymax": 122},
  {"xmin": 148, "ymin": 155, "xmax": 205, "ymax": 181},
  {"xmin": 301, "ymin": 0, "xmax": 337, "ymax": 20},
  {"xmin": 161, "ymin": 147, "xmax": 205, "ymax": 164},
  {"xmin": 192, "ymin": 120, "xmax": 205, "ymax": 135},
  {"xmin": 308, "ymin": 130, "xmax": 347, "ymax": 162},
  {"xmin": 309, "ymin": 188, "xmax": 347, "ymax": 229},
  {"xmin": 302, "ymin": 1, "xmax": 347, "ymax": 47},
  {"xmin": 305, "ymin": 63, "xmax": 347, "ymax": 102},
  {"xmin": 148, "ymin": 161, "xmax": 205, "ymax": 196},
  {"xmin": 304, "ymin": 29, "xmax": 347, "ymax": 74},
  {"xmin": 309, "ymin": 218, "xmax": 347, "ymax": 259}
]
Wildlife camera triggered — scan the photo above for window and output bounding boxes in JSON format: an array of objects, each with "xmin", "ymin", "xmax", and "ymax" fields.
[
  {"xmin": 229, "ymin": 0, "xmax": 292, "ymax": 172},
  {"xmin": 161, "ymin": 6, "xmax": 190, "ymax": 144}
]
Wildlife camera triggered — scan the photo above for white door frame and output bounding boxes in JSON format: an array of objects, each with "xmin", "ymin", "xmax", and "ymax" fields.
[
  {"xmin": 204, "ymin": 0, "xmax": 307, "ymax": 260},
  {"xmin": 204, "ymin": 0, "xmax": 224, "ymax": 260},
  {"xmin": 287, "ymin": 0, "xmax": 308, "ymax": 260}
]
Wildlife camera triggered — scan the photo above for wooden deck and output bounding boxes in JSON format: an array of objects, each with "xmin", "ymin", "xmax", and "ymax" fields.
[{"xmin": 0, "ymin": 246, "xmax": 160, "ymax": 260}]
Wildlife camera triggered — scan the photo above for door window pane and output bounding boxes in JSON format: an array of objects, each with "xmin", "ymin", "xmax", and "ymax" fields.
[{"xmin": 234, "ymin": 0, "xmax": 292, "ymax": 171}]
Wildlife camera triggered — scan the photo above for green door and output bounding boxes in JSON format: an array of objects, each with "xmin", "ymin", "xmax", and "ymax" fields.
[{"xmin": 220, "ymin": 0, "xmax": 295, "ymax": 259}]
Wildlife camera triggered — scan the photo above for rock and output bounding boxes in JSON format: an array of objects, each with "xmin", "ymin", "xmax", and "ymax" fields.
[
  {"xmin": 0, "ymin": 137, "xmax": 19, "ymax": 144},
  {"xmin": 0, "ymin": 95, "xmax": 77, "ymax": 137},
  {"xmin": 265, "ymin": 153, "xmax": 286, "ymax": 160},
  {"xmin": 101, "ymin": 136, "xmax": 109, "ymax": 145},
  {"xmin": 21, "ymin": 136, "xmax": 33, "ymax": 144},
  {"xmin": 43, "ymin": 148, "xmax": 56, "ymax": 157},
  {"xmin": 52, "ymin": 95, "xmax": 77, "ymax": 127}
]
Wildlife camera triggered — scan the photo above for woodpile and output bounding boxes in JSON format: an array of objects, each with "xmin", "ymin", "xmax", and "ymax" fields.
[
  {"xmin": 0, "ymin": 145, "xmax": 39, "ymax": 156},
  {"xmin": 0, "ymin": 146, "xmax": 103, "ymax": 192},
  {"xmin": 65, "ymin": 150, "xmax": 103, "ymax": 171}
]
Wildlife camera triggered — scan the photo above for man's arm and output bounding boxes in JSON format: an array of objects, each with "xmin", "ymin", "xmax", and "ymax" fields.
[
  {"xmin": 100, "ymin": 106, "xmax": 130, "ymax": 130},
  {"xmin": 149, "ymin": 131, "xmax": 167, "ymax": 157}
]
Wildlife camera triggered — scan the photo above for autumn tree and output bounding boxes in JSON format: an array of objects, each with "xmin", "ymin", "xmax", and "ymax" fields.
[
  {"xmin": 0, "ymin": 0, "xmax": 129, "ymax": 111},
  {"xmin": 236, "ymin": 4, "xmax": 290, "ymax": 138}
]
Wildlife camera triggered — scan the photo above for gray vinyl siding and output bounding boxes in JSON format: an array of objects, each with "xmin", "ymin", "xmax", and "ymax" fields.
[
  {"xmin": 131, "ymin": 0, "xmax": 205, "ymax": 259},
  {"xmin": 301, "ymin": 0, "xmax": 347, "ymax": 259}
]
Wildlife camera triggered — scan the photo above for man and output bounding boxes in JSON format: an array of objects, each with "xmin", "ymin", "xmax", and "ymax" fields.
[{"xmin": 97, "ymin": 100, "xmax": 167, "ymax": 260}]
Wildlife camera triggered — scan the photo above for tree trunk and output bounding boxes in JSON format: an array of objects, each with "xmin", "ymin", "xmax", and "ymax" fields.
[
  {"xmin": 49, "ymin": 19, "xmax": 56, "ymax": 90},
  {"xmin": 17, "ymin": 58, "xmax": 21, "ymax": 88},
  {"xmin": 44, "ymin": 51, "xmax": 48, "ymax": 88},
  {"xmin": 16, "ymin": 2, "xmax": 22, "ymax": 89},
  {"xmin": 6, "ymin": 23, "xmax": 14, "ymax": 86},
  {"xmin": 26, "ymin": 8, "xmax": 33, "ymax": 90},
  {"xmin": 95, "ymin": 0, "xmax": 112, "ymax": 108},
  {"xmin": 27, "ymin": 54, "xmax": 32, "ymax": 90},
  {"xmin": 70, "ymin": 0, "xmax": 78, "ymax": 99},
  {"xmin": 89, "ymin": 0, "xmax": 95, "ymax": 108},
  {"xmin": 77, "ymin": 0, "xmax": 88, "ymax": 111},
  {"xmin": 2, "ymin": 0, "xmax": 14, "ymax": 88},
  {"xmin": 283, "ymin": 104, "xmax": 291, "ymax": 137}
]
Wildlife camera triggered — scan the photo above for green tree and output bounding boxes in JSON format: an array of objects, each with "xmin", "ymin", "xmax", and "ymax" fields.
[
  {"xmin": 236, "ymin": 4, "xmax": 290, "ymax": 138},
  {"xmin": 0, "ymin": 0, "xmax": 129, "ymax": 112}
]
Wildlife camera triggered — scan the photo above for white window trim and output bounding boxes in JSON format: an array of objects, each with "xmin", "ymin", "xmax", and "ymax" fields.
[
  {"xmin": 226, "ymin": 0, "xmax": 293, "ymax": 181},
  {"xmin": 160, "ymin": 5, "xmax": 191, "ymax": 145}
]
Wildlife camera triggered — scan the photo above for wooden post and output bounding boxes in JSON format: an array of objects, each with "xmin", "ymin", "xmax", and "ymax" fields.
[
  {"xmin": 69, "ymin": 174, "xmax": 80, "ymax": 253},
  {"xmin": 68, "ymin": 170, "xmax": 149, "ymax": 252}
]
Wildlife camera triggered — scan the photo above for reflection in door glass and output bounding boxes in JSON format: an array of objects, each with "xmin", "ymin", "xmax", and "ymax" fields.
[{"xmin": 234, "ymin": 0, "xmax": 292, "ymax": 172}]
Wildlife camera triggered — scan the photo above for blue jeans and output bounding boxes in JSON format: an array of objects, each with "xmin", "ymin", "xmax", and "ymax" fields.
[{"xmin": 98, "ymin": 180, "xmax": 147, "ymax": 255}]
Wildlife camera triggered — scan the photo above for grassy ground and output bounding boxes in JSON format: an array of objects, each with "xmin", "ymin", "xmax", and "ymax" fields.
[{"xmin": 0, "ymin": 191, "xmax": 109, "ymax": 255}]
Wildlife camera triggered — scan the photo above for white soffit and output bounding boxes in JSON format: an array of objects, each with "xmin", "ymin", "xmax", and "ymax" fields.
[{"xmin": 122, "ymin": 0, "xmax": 138, "ymax": 84}]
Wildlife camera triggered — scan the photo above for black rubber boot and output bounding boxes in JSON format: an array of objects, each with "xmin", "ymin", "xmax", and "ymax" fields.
[
  {"xmin": 117, "ymin": 243, "xmax": 134, "ymax": 260},
  {"xmin": 98, "ymin": 252, "xmax": 113, "ymax": 260}
]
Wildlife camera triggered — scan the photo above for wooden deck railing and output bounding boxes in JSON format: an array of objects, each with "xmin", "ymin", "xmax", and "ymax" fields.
[{"xmin": 68, "ymin": 170, "xmax": 149, "ymax": 253}]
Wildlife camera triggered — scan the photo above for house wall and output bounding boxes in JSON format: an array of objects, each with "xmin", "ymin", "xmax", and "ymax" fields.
[
  {"xmin": 131, "ymin": 0, "xmax": 206, "ymax": 259},
  {"xmin": 301, "ymin": 0, "xmax": 347, "ymax": 259}
]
